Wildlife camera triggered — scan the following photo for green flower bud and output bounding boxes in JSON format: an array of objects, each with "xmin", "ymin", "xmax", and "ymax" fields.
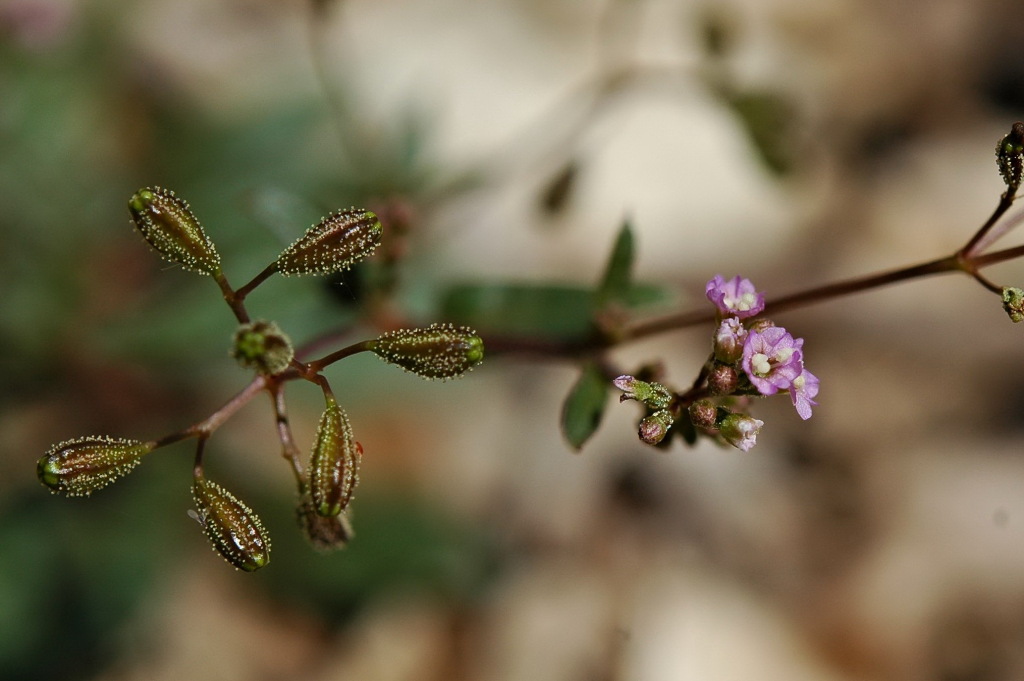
[
  {"xmin": 37, "ymin": 436, "xmax": 154, "ymax": 497},
  {"xmin": 192, "ymin": 478, "xmax": 271, "ymax": 572},
  {"xmin": 996, "ymin": 122, "xmax": 1024, "ymax": 192},
  {"xmin": 1003, "ymin": 287, "xmax": 1024, "ymax": 323},
  {"xmin": 273, "ymin": 209, "xmax": 382, "ymax": 276},
  {"xmin": 309, "ymin": 398, "xmax": 361, "ymax": 517},
  {"xmin": 370, "ymin": 323, "xmax": 484, "ymax": 380},
  {"xmin": 638, "ymin": 409, "xmax": 674, "ymax": 445},
  {"xmin": 613, "ymin": 375, "xmax": 672, "ymax": 410},
  {"xmin": 128, "ymin": 187, "xmax": 221, "ymax": 275},
  {"xmin": 231, "ymin": 320, "xmax": 294, "ymax": 375},
  {"xmin": 296, "ymin": 494, "xmax": 354, "ymax": 552},
  {"xmin": 719, "ymin": 412, "xmax": 764, "ymax": 452}
]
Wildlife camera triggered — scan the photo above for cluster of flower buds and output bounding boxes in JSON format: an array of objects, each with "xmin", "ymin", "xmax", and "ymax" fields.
[
  {"xmin": 615, "ymin": 275, "xmax": 818, "ymax": 452},
  {"xmin": 36, "ymin": 187, "xmax": 485, "ymax": 572}
]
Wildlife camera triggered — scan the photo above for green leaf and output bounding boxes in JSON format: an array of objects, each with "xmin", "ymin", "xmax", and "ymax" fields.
[
  {"xmin": 594, "ymin": 220, "xmax": 635, "ymax": 308},
  {"xmin": 440, "ymin": 280, "xmax": 675, "ymax": 345},
  {"xmin": 727, "ymin": 91, "xmax": 795, "ymax": 175},
  {"xmin": 561, "ymin": 362, "xmax": 610, "ymax": 450},
  {"xmin": 441, "ymin": 283, "xmax": 595, "ymax": 342},
  {"xmin": 624, "ymin": 283, "xmax": 673, "ymax": 308}
]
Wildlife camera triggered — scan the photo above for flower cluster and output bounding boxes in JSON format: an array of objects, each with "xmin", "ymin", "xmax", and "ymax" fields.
[
  {"xmin": 704, "ymin": 275, "xmax": 819, "ymax": 447},
  {"xmin": 615, "ymin": 275, "xmax": 818, "ymax": 452}
]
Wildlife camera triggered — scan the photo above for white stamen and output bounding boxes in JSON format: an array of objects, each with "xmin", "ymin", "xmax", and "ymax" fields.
[{"xmin": 752, "ymin": 353, "xmax": 771, "ymax": 375}]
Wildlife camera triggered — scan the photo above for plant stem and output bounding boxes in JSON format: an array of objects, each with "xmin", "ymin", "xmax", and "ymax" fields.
[
  {"xmin": 270, "ymin": 383, "xmax": 305, "ymax": 482},
  {"xmin": 959, "ymin": 192, "xmax": 1017, "ymax": 257},
  {"xmin": 214, "ymin": 272, "xmax": 251, "ymax": 324},
  {"xmin": 235, "ymin": 264, "xmax": 278, "ymax": 302},
  {"xmin": 307, "ymin": 339, "xmax": 376, "ymax": 372},
  {"xmin": 620, "ymin": 252, "xmax": 977, "ymax": 344}
]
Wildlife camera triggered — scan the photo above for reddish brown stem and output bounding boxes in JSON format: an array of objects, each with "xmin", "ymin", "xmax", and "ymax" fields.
[{"xmin": 270, "ymin": 383, "xmax": 305, "ymax": 483}]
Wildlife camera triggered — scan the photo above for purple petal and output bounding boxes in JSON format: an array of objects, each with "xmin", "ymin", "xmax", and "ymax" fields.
[{"xmin": 790, "ymin": 369, "xmax": 820, "ymax": 420}]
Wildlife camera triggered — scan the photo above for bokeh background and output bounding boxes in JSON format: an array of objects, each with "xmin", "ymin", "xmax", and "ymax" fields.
[{"xmin": 4, "ymin": 0, "xmax": 1024, "ymax": 679}]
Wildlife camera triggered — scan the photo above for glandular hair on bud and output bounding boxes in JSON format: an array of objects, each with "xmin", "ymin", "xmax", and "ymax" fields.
[
  {"xmin": 273, "ymin": 209, "xmax": 382, "ymax": 276},
  {"xmin": 297, "ymin": 495, "xmax": 354, "ymax": 552},
  {"xmin": 128, "ymin": 187, "xmax": 221, "ymax": 276},
  {"xmin": 639, "ymin": 409, "xmax": 674, "ymax": 445},
  {"xmin": 192, "ymin": 478, "xmax": 271, "ymax": 572},
  {"xmin": 37, "ymin": 436, "xmax": 154, "ymax": 497},
  {"xmin": 232, "ymin": 320, "xmax": 294, "ymax": 375},
  {"xmin": 688, "ymin": 400, "xmax": 717, "ymax": 430},
  {"xmin": 707, "ymin": 364, "xmax": 738, "ymax": 396},
  {"xmin": 613, "ymin": 375, "xmax": 672, "ymax": 410},
  {"xmin": 309, "ymin": 399, "xmax": 361, "ymax": 517},
  {"xmin": 996, "ymin": 122, "xmax": 1024, "ymax": 192},
  {"xmin": 371, "ymin": 323, "xmax": 484, "ymax": 380}
]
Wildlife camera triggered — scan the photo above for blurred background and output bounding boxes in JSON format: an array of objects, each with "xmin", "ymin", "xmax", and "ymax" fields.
[{"xmin": 3, "ymin": 0, "xmax": 1024, "ymax": 679}]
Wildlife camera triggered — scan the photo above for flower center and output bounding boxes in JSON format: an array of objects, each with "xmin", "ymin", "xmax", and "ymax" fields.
[
  {"xmin": 727, "ymin": 292, "xmax": 757, "ymax": 311},
  {"xmin": 751, "ymin": 353, "xmax": 771, "ymax": 376}
]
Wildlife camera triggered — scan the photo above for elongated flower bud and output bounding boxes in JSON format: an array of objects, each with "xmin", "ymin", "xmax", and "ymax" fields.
[
  {"xmin": 273, "ymin": 209, "xmax": 382, "ymax": 276},
  {"xmin": 996, "ymin": 122, "xmax": 1024, "ymax": 192},
  {"xmin": 297, "ymin": 494, "xmax": 354, "ymax": 552},
  {"xmin": 192, "ymin": 478, "xmax": 271, "ymax": 571},
  {"xmin": 309, "ymin": 398, "xmax": 361, "ymax": 517},
  {"xmin": 370, "ymin": 323, "xmax": 484, "ymax": 380},
  {"xmin": 128, "ymin": 187, "xmax": 221, "ymax": 275},
  {"xmin": 613, "ymin": 375, "xmax": 672, "ymax": 409},
  {"xmin": 37, "ymin": 437, "xmax": 154, "ymax": 497}
]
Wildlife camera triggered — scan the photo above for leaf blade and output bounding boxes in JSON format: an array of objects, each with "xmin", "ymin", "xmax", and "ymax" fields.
[
  {"xmin": 594, "ymin": 220, "xmax": 635, "ymax": 308},
  {"xmin": 561, "ymin": 362, "xmax": 610, "ymax": 450}
]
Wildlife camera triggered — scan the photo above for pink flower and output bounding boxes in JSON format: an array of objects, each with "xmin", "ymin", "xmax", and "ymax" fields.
[
  {"xmin": 705, "ymin": 275, "xmax": 765, "ymax": 319},
  {"xmin": 719, "ymin": 413, "xmax": 764, "ymax": 452},
  {"xmin": 741, "ymin": 326, "xmax": 804, "ymax": 395},
  {"xmin": 790, "ymin": 369, "xmax": 819, "ymax": 420},
  {"xmin": 713, "ymin": 317, "xmax": 747, "ymax": 363}
]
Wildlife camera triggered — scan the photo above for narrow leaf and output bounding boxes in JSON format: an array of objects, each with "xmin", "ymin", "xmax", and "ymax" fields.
[
  {"xmin": 561, "ymin": 362, "xmax": 610, "ymax": 450},
  {"xmin": 441, "ymin": 283, "xmax": 595, "ymax": 342},
  {"xmin": 594, "ymin": 220, "xmax": 635, "ymax": 308}
]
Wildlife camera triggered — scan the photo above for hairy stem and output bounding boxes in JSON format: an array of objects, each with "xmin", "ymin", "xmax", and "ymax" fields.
[{"xmin": 271, "ymin": 383, "xmax": 305, "ymax": 483}]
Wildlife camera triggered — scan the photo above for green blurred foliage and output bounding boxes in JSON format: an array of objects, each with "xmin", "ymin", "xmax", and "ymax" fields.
[
  {"xmin": 264, "ymin": 492, "xmax": 500, "ymax": 625},
  {"xmin": 0, "ymin": 469, "xmax": 183, "ymax": 681}
]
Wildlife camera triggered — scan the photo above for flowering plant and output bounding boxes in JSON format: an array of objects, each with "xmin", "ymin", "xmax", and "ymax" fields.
[{"xmin": 612, "ymin": 275, "xmax": 817, "ymax": 453}]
